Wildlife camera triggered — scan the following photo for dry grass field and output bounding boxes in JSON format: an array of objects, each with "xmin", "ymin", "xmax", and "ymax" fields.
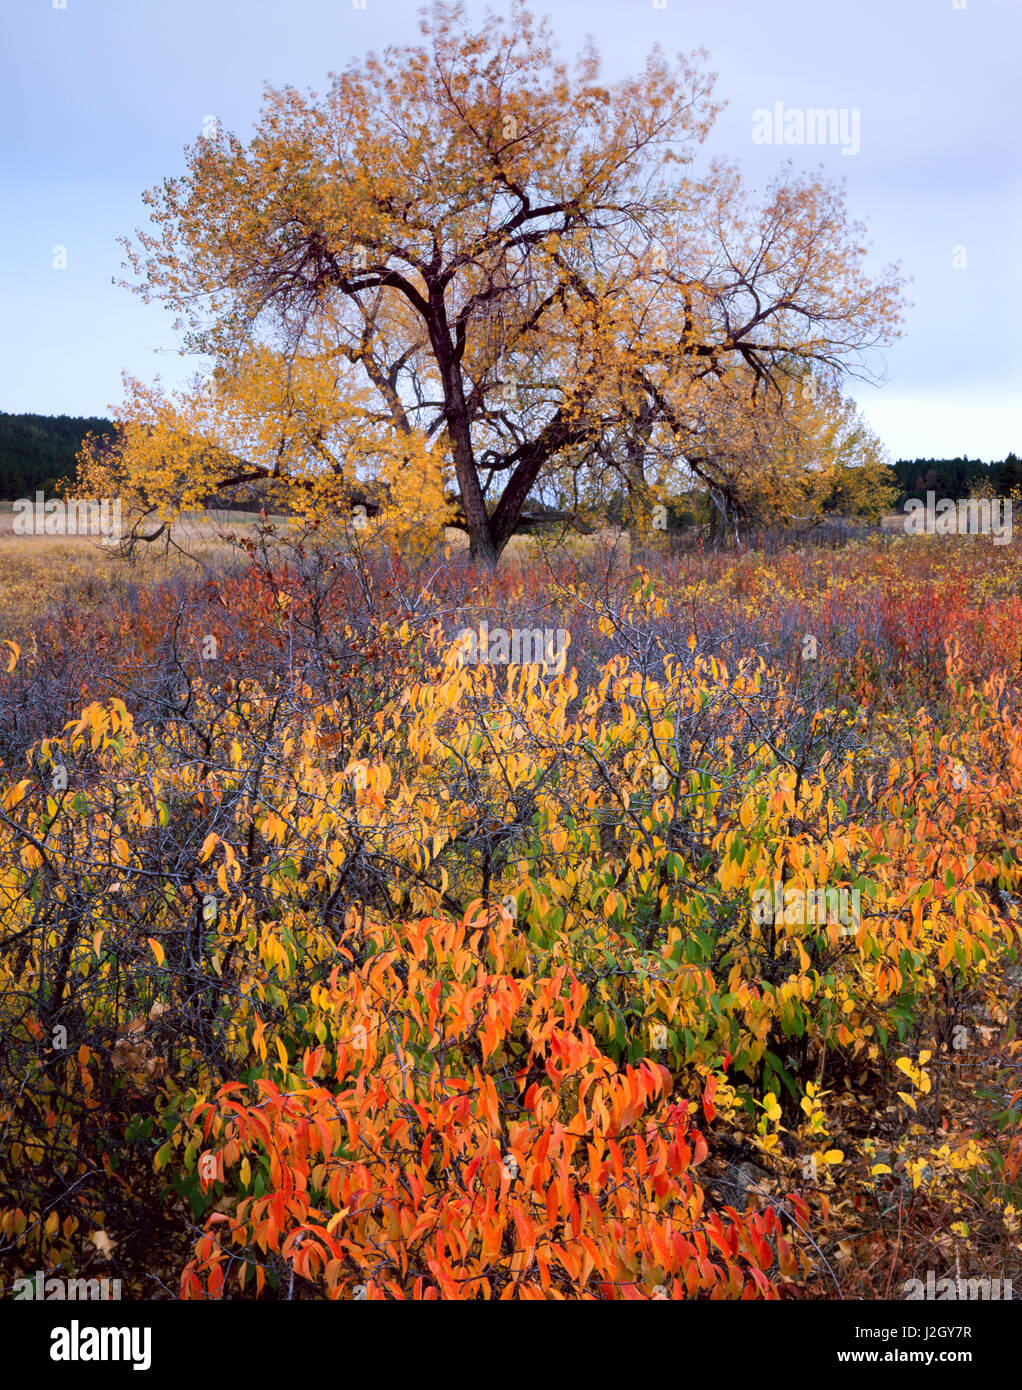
[
  {"xmin": 0, "ymin": 504, "xmax": 632, "ymax": 638},
  {"xmin": 0, "ymin": 503, "xmax": 279, "ymax": 638}
]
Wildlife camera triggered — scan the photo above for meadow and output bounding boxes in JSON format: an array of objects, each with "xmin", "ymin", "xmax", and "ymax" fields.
[{"xmin": 2, "ymin": 525, "xmax": 1021, "ymax": 1300}]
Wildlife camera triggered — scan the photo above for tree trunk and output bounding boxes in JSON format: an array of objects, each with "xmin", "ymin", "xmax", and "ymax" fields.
[
  {"xmin": 429, "ymin": 296, "xmax": 498, "ymax": 568},
  {"xmin": 468, "ymin": 516, "xmax": 498, "ymax": 567}
]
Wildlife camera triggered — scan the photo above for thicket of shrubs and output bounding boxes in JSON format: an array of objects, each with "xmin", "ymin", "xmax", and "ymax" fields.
[{"xmin": 2, "ymin": 532, "xmax": 1022, "ymax": 1297}]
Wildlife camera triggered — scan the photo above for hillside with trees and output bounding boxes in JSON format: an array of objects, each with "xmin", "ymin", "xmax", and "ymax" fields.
[{"xmin": 0, "ymin": 413, "xmax": 115, "ymax": 500}]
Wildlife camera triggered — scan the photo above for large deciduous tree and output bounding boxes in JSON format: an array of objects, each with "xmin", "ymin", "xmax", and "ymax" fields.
[{"xmin": 88, "ymin": 1, "xmax": 905, "ymax": 565}]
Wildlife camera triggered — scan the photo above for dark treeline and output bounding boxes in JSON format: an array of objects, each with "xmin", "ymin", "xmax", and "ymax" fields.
[
  {"xmin": 891, "ymin": 454, "xmax": 1022, "ymax": 507},
  {"xmin": 0, "ymin": 412, "xmax": 116, "ymax": 499}
]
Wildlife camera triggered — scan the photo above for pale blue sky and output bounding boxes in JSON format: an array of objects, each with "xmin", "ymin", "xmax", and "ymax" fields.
[{"xmin": 1, "ymin": 0, "xmax": 1019, "ymax": 460}]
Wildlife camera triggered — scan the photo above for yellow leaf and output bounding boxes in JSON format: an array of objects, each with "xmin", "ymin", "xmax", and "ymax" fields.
[
  {"xmin": 199, "ymin": 832, "xmax": 219, "ymax": 863},
  {"xmin": 3, "ymin": 779, "xmax": 29, "ymax": 811},
  {"xmin": 871, "ymin": 1163, "xmax": 892, "ymax": 1176},
  {"xmin": 823, "ymin": 1149, "xmax": 844, "ymax": 1165},
  {"xmin": 3, "ymin": 640, "xmax": 19, "ymax": 673},
  {"xmin": 148, "ymin": 937, "xmax": 165, "ymax": 967},
  {"xmin": 93, "ymin": 931, "xmax": 104, "ymax": 958}
]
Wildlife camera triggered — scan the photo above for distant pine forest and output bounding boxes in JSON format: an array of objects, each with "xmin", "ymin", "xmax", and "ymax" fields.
[
  {"xmin": 0, "ymin": 409, "xmax": 1018, "ymax": 511},
  {"xmin": 0, "ymin": 412, "xmax": 117, "ymax": 499}
]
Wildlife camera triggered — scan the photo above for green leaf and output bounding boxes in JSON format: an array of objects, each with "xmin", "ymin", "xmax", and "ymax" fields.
[{"xmin": 764, "ymin": 1050, "xmax": 799, "ymax": 1100}]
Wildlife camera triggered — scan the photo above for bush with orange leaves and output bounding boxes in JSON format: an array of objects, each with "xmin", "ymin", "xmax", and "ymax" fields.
[{"xmin": 182, "ymin": 906, "xmax": 805, "ymax": 1300}]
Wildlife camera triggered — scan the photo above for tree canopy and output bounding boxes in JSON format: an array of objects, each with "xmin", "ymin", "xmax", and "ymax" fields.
[{"xmin": 82, "ymin": 1, "xmax": 906, "ymax": 563}]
